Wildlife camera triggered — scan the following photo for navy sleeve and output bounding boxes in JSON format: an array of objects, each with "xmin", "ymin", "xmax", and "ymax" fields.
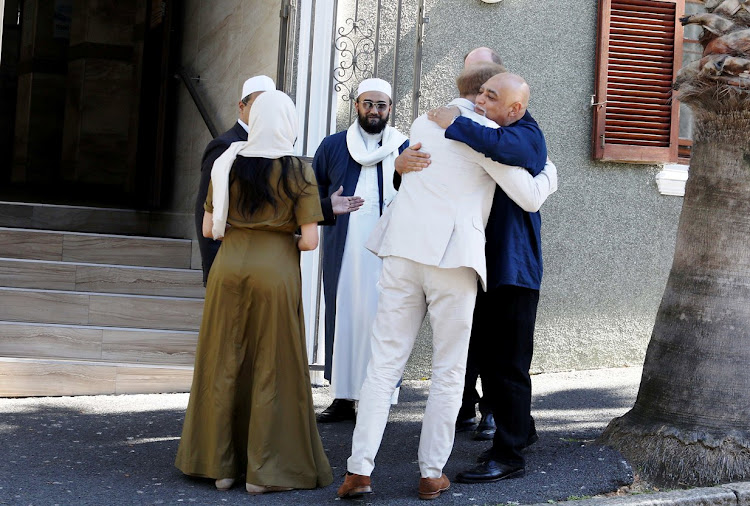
[
  {"xmin": 445, "ymin": 116, "xmax": 546, "ymax": 176},
  {"xmin": 313, "ymin": 140, "xmax": 336, "ymax": 226},
  {"xmin": 201, "ymin": 140, "xmax": 227, "ymax": 173},
  {"xmin": 392, "ymin": 139, "xmax": 410, "ymax": 190}
]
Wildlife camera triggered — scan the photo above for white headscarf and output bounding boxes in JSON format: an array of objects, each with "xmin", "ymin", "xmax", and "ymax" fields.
[{"xmin": 210, "ymin": 90, "xmax": 298, "ymax": 239}]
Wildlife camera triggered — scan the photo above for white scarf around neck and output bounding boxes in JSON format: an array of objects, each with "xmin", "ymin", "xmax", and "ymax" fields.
[{"xmin": 346, "ymin": 122, "xmax": 407, "ymax": 209}]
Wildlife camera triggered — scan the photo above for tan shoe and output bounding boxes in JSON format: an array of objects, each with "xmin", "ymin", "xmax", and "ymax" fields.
[
  {"xmin": 245, "ymin": 482, "xmax": 294, "ymax": 495},
  {"xmin": 418, "ymin": 473, "xmax": 450, "ymax": 500},
  {"xmin": 214, "ymin": 478, "xmax": 235, "ymax": 491},
  {"xmin": 337, "ymin": 472, "xmax": 372, "ymax": 498}
]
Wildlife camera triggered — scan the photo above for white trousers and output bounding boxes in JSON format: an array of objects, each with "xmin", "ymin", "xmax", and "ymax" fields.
[{"xmin": 347, "ymin": 256, "xmax": 478, "ymax": 479}]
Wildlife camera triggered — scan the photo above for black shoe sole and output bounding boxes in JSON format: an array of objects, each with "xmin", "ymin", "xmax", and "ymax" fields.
[
  {"xmin": 525, "ymin": 433, "xmax": 539, "ymax": 448},
  {"xmin": 338, "ymin": 489, "xmax": 373, "ymax": 499},
  {"xmin": 456, "ymin": 468, "xmax": 525, "ymax": 484},
  {"xmin": 316, "ymin": 413, "xmax": 356, "ymax": 423},
  {"xmin": 472, "ymin": 431, "xmax": 495, "ymax": 441},
  {"xmin": 317, "ymin": 417, "xmax": 355, "ymax": 423}
]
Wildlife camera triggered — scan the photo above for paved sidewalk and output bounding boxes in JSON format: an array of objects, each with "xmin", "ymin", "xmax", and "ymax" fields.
[{"xmin": 0, "ymin": 366, "xmax": 672, "ymax": 505}]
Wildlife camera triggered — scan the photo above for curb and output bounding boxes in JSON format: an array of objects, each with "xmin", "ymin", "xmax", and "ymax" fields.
[{"xmin": 536, "ymin": 482, "xmax": 750, "ymax": 506}]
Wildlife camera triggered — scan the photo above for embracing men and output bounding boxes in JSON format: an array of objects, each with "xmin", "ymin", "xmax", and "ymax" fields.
[{"xmin": 337, "ymin": 63, "xmax": 557, "ymax": 500}]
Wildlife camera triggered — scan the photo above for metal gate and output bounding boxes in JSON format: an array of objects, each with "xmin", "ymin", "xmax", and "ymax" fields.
[{"xmin": 282, "ymin": 0, "xmax": 427, "ymax": 378}]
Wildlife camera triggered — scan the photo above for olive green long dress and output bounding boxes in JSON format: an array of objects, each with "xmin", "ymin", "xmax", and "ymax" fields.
[{"xmin": 175, "ymin": 158, "xmax": 332, "ymax": 489}]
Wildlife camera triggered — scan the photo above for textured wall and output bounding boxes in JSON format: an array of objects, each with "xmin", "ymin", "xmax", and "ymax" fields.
[
  {"xmin": 407, "ymin": 0, "xmax": 684, "ymax": 373},
  {"xmin": 169, "ymin": 0, "xmax": 280, "ymax": 219},
  {"xmin": 168, "ymin": 0, "xmax": 684, "ymax": 374}
]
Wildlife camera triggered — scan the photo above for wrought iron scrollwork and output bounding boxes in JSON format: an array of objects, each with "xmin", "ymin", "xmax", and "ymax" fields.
[{"xmin": 333, "ymin": 18, "xmax": 376, "ymax": 102}]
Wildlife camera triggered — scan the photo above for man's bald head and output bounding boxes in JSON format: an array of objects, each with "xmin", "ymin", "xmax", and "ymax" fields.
[
  {"xmin": 463, "ymin": 47, "xmax": 503, "ymax": 69},
  {"xmin": 475, "ymin": 72, "xmax": 531, "ymax": 126}
]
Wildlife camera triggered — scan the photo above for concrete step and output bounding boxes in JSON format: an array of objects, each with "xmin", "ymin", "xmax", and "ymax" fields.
[
  {"xmin": 0, "ymin": 227, "xmax": 192, "ymax": 268},
  {"xmin": 0, "ymin": 356, "xmax": 193, "ymax": 396},
  {"xmin": 0, "ymin": 258, "xmax": 205, "ymax": 297},
  {"xmin": 0, "ymin": 200, "xmax": 193, "ymax": 238},
  {"xmin": 0, "ymin": 201, "xmax": 151, "ymax": 235},
  {"xmin": 0, "ymin": 287, "xmax": 203, "ymax": 331},
  {"xmin": 0, "ymin": 321, "xmax": 198, "ymax": 366}
]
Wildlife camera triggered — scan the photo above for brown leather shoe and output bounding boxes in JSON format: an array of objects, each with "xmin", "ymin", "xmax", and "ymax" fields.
[
  {"xmin": 337, "ymin": 472, "xmax": 372, "ymax": 498},
  {"xmin": 418, "ymin": 473, "xmax": 450, "ymax": 500}
]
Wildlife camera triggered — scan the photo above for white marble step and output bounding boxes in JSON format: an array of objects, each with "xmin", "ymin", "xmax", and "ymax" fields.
[
  {"xmin": 0, "ymin": 227, "xmax": 192, "ymax": 268},
  {"xmin": 0, "ymin": 258, "xmax": 205, "ymax": 297},
  {"xmin": 0, "ymin": 356, "xmax": 193, "ymax": 397},
  {"xmin": 0, "ymin": 321, "xmax": 198, "ymax": 366},
  {"xmin": 0, "ymin": 287, "xmax": 203, "ymax": 331}
]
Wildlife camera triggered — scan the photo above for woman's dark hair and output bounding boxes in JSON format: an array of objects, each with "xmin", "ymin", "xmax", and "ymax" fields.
[{"xmin": 230, "ymin": 155, "xmax": 312, "ymax": 218}]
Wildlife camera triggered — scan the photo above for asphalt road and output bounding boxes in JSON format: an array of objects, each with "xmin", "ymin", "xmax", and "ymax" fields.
[{"xmin": 0, "ymin": 367, "xmax": 641, "ymax": 505}]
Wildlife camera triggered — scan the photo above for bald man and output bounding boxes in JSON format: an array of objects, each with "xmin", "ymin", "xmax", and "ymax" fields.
[
  {"xmin": 464, "ymin": 46, "xmax": 503, "ymax": 67},
  {"xmin": 436, "ymin": 72, "xmax": 543, "ymax": 449}
]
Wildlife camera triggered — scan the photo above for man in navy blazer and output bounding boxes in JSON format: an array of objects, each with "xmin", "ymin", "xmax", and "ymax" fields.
[
  {"xmin": 194, "ymin": 75, "xmax": 275, "ymax": 285},
  {"xmin": 399, "ymin": 69, "xmax": 554, "ymax": 484}
]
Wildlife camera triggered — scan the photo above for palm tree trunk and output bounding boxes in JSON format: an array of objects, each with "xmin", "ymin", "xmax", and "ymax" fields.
[{"xmin": 599, "ymin": 108, "xmax": 750, "ymax": 486}]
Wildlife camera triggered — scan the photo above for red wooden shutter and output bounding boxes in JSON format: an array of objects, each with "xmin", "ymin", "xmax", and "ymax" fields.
[{"xmin": 592, "ymin": 0, "xmax": 684, "ymax": 163}]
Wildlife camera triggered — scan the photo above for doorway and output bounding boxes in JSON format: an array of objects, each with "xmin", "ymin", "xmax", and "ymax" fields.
[{"xmin": 0, "ymin": 0, "xmax": 179, "ymax": 209}]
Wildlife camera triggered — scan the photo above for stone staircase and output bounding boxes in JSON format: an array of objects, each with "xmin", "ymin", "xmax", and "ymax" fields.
[{"xmin": 0, "ymin": 204, "xmax": 204, "ymax": 397}]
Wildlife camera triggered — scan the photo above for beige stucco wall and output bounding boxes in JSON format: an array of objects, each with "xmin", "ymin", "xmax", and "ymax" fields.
[{"xmin": 165, "ymin": 0, "xmax": 280, "ymax": 241}]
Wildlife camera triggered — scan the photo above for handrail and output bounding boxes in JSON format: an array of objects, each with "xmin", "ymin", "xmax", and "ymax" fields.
[{"xmin": 174, "ymin": 67, "xmax": 220, "ymax": 138}]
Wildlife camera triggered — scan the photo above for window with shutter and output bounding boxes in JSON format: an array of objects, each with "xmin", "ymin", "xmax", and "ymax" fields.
[{"xmin": 592, "ymin": 0, "xmax": 684, "ymax": 163}]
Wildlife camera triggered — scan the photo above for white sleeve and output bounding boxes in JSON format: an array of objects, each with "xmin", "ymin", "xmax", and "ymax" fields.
[{"xmin": 478, "ymin": 157, "xmax": 558, "ymax": 213}]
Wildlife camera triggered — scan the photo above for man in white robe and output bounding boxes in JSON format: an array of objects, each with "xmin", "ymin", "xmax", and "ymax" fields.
[{"xmin": 312, "ymin": 78, "xmax": 409, "ymax": 422}]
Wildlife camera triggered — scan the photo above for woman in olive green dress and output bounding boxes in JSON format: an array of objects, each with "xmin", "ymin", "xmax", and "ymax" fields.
[{"xmin": 175, "ymin": 90, "xmax": 332, "ymax": 494}]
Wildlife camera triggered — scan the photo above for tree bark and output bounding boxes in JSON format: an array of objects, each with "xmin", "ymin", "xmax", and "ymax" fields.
[{"xmin": 599, "ymin": 109, "xmax": 750, "ymax": 486}]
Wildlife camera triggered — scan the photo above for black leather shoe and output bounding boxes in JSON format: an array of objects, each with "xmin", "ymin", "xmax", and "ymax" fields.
[
  {"xmin": 477, "ymin": 435, "xmax": 539, "ymax": 464},
  {"xmin": 472, "ymin": 413, "xmax": 496, "ymax": 440},
  {"xmin": 456, "ymin": 460, "xmax": 525, "ymax": 483},
  {"xmin": 476, "ymin": 447, "xmax": 493, "ymax": 463},
  {"xmin": 526, "ymin": 431, "xmax": 539, "ymax": 448},
  {"xmin": 455, "ymin": 416, "xmax": 478, "ymax": 432},
  {"xmin": 316, "ymin": 399, "xmax": 355, "ymax": 423}
]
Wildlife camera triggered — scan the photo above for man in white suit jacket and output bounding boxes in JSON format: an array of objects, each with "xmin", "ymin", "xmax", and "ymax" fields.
[{"xmin": 337, "ymin": 63, "xmax": 557, "ymax": 500}]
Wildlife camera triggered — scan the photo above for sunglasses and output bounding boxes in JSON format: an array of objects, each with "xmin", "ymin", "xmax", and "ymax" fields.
[{"xmin": 358, "ymin": 100, "xmax": 389, "ymax": 112}]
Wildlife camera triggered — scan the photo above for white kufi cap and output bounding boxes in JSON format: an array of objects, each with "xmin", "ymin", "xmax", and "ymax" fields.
[
  {"xmin": 356, "ymin": 78, "xmax": 392, "ymax": 99},
  {"xmin": 241, "ymin": 75, "xmax": 275, "ymax": 101}
]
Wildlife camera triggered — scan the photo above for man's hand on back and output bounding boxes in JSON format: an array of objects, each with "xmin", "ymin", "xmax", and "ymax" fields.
[
  {"xmin": 395, "ymin": 142, "xmax": 431, "ymax": 175},
  {"xmin": 427, "ymin": 106, "xmax": 461, "ymax": 129}
]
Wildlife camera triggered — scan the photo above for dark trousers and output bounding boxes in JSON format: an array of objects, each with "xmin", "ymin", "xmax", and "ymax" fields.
[
  {"xmin": 472, "ymin": 284, "xmax": 539, "ymax": 467},
  {"xmin": 459, "ymin": 332, "xmax": 490, "ymax": 418}
]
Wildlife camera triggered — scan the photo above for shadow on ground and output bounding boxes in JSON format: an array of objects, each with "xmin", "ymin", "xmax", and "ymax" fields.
[{"xmin": 0, "ymin": 373, "xmax": 637, "ymax": 505}]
